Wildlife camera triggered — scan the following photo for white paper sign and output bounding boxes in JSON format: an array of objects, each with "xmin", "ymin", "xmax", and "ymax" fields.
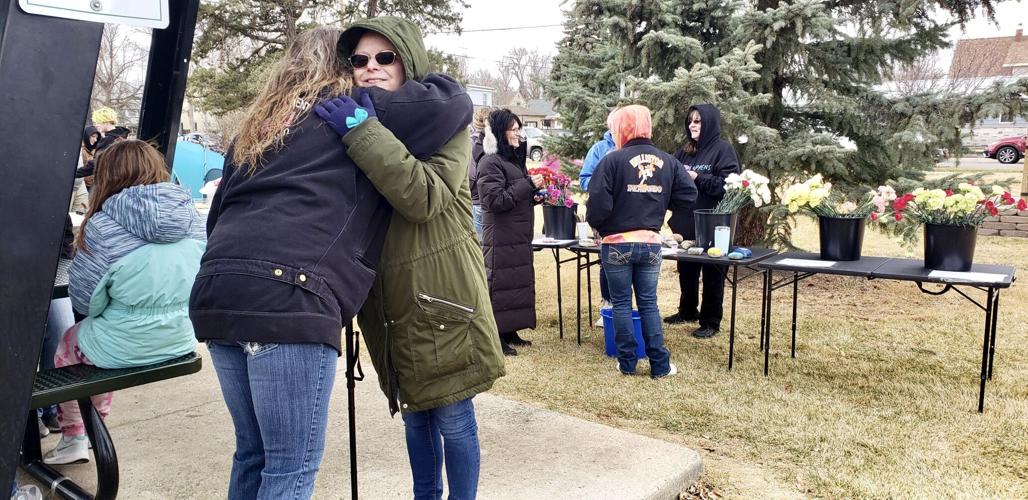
[
  {"xmin": 532, "ymin": 237, "xmax": 577, "ymax": 246},
  {"xmin": 777, "ymin": 258, "xmax": 837, "ymax": 268},
  {"xmin": 928, "ymin": 270, "xmax": 1007, "ymax": 284},
  {"xmin": 20, "ymin": 0, "xmax": 169, "ymax": 29}
]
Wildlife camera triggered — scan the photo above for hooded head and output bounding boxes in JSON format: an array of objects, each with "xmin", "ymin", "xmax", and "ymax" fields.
[
  {"xmin": 484, "ymin": 108, "xmax": 524, "ymax": 162},
  {"xmin": 607, "ymin": 105, "xmax": 653, "ymax": 149},
  {"xmin": 682, "ymin": 104, "xmax": 722, "ymax": 155},
  {"xmin": 82, "ymin": 125, "xmax": 101, "ymax": 152},
  {"xmin": 76, "ymin": 140, "xmax": 175, "ymax": 252},
  {"xmin": 338, "ymin": 16, "xmax": 429, "ymax": 87}
]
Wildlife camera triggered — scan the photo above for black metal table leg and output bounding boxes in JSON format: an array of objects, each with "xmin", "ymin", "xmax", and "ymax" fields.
[
  {"xmin": 791, "ymin": 271, "xmax": 798, "ymax": 359},
  {"xmin": 765, "ymin": 269, "xmax": 773, "ymax": 376},
  {"xmin": 553, "ymin": 248, "xmax": 564, "ymax": 339},
  {"xmin": 759, "ymin": 269, "xmax": 768, "ymax": 352},
  {"xmin": 80, "ymin": 398, "xmax": 118, "ymax": 500},
  {"xmin": 728, "ymin": 265, "xmax": 739, "ymax": 371},
  {"xmin": 576, "ymin": 250, "xmax": 582, "ymax": 345},
  {"xmin": 587, "ymin": 252, "xmax": 594, "ymax": 327},
  {"xmin": 22, "ymin": 398, "xmax": 119, "ymax": 500},
  {"xmin": 988, "ymin": 289, "xmax": 999, "ymax": 380},
  {"xmin": 978, "ymin": 287, "xmax": 995, "ymax": 413}
]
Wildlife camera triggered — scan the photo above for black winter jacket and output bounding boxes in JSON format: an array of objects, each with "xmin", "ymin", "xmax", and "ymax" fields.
[
  {"xmin": 667, "ymin": 104, "xmax": 741, "ymax": 238},
  {"xmin": 477, "ymin": 133, "xmax": 536, "ymax": 333},
  {"xmin": 586, "ymin": 138, "xmax": 696, "ymax": 237},
  {"xmin": 189, "ymin": 79, "xmax": 468, "ymax": 353}
]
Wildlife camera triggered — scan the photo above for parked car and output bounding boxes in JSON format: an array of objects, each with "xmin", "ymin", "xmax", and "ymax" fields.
[
  {"xmin": 524, "ymin": 126, "xmax": 547, "ymax": 162},
  {"xmin": 983, "ymin": 135, "xmax": 1026, "ymax": 164}
]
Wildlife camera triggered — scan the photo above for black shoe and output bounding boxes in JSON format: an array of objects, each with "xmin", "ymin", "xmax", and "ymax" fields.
[
  {"xmin": 42, "ymin": 414, "xmax": 61, "ymax": 433},
  {"xmin": 663, "ymin": 312, "xmax": 699, "ymax": 325},
  {"xmin": 502, "ymin": 342, "xmax": 518, "ymax": 356},
  {"xmin": 691, "ymin": 326, "xmax": 719, "ymax": 339},
  {"xmin": 509, "ymin": 332, "xmax": 532, "ymax": 347}
]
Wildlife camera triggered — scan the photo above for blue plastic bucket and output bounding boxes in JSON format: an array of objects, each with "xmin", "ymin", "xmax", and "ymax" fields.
[{"xmin": 601, "ymin": 308, "xmax": 647, "ymax": 359}]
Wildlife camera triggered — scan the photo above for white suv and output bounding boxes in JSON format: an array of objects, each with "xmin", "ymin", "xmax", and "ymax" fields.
[{"xmin": 523, "ymin": 126, "xmax": 547, "ymax": 162}]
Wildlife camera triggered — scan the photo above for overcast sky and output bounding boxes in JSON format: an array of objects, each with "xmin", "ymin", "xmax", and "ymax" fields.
[{"xmin": 424, "ymin": 0, "xmax": 1027, "ymax": 76}]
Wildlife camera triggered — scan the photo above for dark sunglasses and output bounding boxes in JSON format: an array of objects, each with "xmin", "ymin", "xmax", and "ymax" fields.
[{"xmin": 349, "ymin": 51, "xmax": 398, "ymax": 68}]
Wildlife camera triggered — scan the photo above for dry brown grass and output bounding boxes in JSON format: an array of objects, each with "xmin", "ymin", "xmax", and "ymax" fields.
[{"xmin": 493, "ymin": 208, "xmax": 1028, "ymax": 498}]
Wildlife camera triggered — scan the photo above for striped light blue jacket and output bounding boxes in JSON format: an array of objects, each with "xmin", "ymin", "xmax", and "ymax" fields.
[{"xmin": 68, "ymin": 183, "xmax": 205, "ymax": 368}]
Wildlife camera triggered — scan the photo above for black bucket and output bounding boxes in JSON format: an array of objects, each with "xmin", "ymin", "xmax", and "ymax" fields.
[
  {"xmin": 542, "ymin": 205, "xmax": 577, "ymax": 240},
  {"xmin": 924, "ymin": 223, "xmax": 977, "ymax": 271},
  {"xmin": 694, "ymin": 209, "xmax": 737, "ymax": 249},
  {"xmin": 817, "ymin": 216, "xmax": 865, "ymax": 261}
]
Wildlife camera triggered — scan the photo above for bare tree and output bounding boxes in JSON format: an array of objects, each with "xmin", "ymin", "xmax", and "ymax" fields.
[
  {"xmin": 887, "ymin": 44, "xmax": 995, "ymax": 98},
  {"xmin": 467, "ymin": 68, "xmax": 518, "ymax": 106},
  {"xmin": 91, "ymin": 24, "xmax": 149, "ymax": 128},
  {"xmin": 495, "ymin": 48, "xmax": 552, "ymax": 101}
]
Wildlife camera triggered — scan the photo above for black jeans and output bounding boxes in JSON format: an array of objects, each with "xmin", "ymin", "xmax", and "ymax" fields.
[{"xmin": 677, "ymin": 261, "xmax": 726, "ymax": 330}]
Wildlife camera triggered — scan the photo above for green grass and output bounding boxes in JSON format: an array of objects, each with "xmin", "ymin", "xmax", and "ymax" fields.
[{"xmin": 493, "ymin": 210, "xmax": 1028, "ymax": 498}]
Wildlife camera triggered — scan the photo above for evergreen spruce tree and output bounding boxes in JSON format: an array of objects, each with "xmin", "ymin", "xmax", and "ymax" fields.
[
  {"xmin": 189, "ymin": 0, "xmax": 467, "ymax": 115},
  {"xmin": 547, "ymin": 0, "xmax": 1026, "ymax": 246}
]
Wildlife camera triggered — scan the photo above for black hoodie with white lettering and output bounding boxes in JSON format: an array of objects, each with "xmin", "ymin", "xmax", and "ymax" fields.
[{"xmin": 667, "ymin": 104, "xmax": 741, "ymax": 238}]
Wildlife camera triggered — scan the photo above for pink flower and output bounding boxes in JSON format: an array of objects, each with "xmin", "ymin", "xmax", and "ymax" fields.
[
  {"xmin": 870, "ymin": 212, "xmax": 878, "ymax": 221},
  {"xmin": 1018, "ymin": 199, "xmax": 1027, "ymax": 211},
  {"xmin": 564, "ymin": 197, "xmax": 574, "ymax": 208}
]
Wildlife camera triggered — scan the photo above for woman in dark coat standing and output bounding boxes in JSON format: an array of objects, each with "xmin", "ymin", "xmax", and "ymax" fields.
[
  {"xmin": 665, "ymin": 104, "xmax": 741, "ymax": 339},
  {"xmin": 477, "ymin": 109, "xmax": 544, "ymax": 356}
]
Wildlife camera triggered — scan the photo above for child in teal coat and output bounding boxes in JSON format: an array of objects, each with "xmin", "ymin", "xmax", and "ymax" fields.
[{"xmin": 45, "ymin": 140, "xmax": 204, "ymax": 465}]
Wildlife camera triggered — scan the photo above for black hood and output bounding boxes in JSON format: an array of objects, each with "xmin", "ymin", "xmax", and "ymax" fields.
[{"xmin": 687, "ymin": 104, "xmax": 722, "ymax": 150}]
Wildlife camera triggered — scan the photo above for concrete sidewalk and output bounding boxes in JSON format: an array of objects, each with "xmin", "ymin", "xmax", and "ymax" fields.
[{"xmin": 20, "ymin": 345, "xmax": 701, "ymax": 499}]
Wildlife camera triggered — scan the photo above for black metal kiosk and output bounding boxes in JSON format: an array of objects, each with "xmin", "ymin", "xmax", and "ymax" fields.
[{"xmin": 0, "ymin": 1, "xmax": 199, "ymax": 497}]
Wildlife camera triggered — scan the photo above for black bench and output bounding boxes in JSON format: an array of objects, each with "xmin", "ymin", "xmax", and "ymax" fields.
[{"xmin": 21, "ymin": 353, "xmax": 202, "ymax": 500}]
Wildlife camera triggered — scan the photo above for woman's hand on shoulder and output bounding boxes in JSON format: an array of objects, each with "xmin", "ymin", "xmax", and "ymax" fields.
[{"xmin": 314, "ymin": 89, "xmax": 377, "ymax": 138}]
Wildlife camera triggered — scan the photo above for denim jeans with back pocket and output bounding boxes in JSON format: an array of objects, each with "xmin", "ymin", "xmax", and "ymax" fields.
[
  {"xmin": 207, "ymin": 340, "xmax": 337, "ymax": 500},
  {"xmin": 601, "ymin": 242, "xmax": 672, "ymax": 376}
]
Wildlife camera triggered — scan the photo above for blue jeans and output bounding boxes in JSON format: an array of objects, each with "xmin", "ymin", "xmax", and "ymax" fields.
[
  {"xmin": 401, "ymin": 398, "xmax": 480, "ymax": 500},
  {"xmin": 471, "ymin": 204, "xmax": 483, "ymax": 240},
  {"xmin": 207, "ymin": 340, "xmax": 337, "ymax": 500},
  {"xmin": 601, "ymin": 243, "xmax": 671, "ymax": 376},
  {"xmin": 599, "ymin": 264, "xmax": 610, "ymax": 302},
  {"xmin": 39, "ymin": 298, "xmax": 74, "ymax": 419}
]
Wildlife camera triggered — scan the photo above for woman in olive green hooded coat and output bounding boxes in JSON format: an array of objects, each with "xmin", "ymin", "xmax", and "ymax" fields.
[{"xmin": 317, "ymin": 17, "xmax": 505, "ymax": 499}]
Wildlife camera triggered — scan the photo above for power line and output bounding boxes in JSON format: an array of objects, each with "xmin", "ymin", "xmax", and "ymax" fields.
[{"xmin": 431, "ymin": 23, "xmax": 563, "ymax": 34}]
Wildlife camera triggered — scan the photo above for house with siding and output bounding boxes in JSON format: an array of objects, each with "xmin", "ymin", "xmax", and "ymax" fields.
[{"xmin": 948, "ymin": 26, "xmax": 1028, "ymax": 147}]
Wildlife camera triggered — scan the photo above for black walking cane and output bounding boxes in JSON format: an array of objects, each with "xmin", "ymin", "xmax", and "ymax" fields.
[{"xmin": 344, "ymin": 319, "xmax": 363, "ymax": 499}]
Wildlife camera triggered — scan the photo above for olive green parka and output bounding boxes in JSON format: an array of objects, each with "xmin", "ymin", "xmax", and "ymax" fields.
[{"xmin": 339, "ymin": 17, "xmax": 505, "ymax": 415}]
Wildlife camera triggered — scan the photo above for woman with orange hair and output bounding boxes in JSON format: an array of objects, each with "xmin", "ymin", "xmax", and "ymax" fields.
[{"xmin": 585, "ymin": 105, "xmax": 697, "ymax": 378}]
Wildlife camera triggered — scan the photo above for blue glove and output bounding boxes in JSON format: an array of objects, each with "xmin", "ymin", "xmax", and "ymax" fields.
[{"xmin": 314, "ymin": 89, "xmax": 376, "ymax": 137}]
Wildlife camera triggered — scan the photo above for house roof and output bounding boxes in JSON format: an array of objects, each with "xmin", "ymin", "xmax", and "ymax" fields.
[
  {"xmin": 526, "ymin": 98, "xmax": 556, "ymax": 117},
  {"xmin": 948, "ymin": 36, "xmax": 1016, "ymax": 78},
  {"xmin": 498, "ymin": 105, "xmax": 535, "ymax": 118},
  {"xmin": 1003, "ymin": 41, "xmax": 1028, "ymax": 67}
]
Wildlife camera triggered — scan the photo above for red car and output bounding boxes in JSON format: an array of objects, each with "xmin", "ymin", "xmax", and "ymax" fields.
[{"xmin": 983, "ymin": 135, "xmax": 1026, "ymax": 164}]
